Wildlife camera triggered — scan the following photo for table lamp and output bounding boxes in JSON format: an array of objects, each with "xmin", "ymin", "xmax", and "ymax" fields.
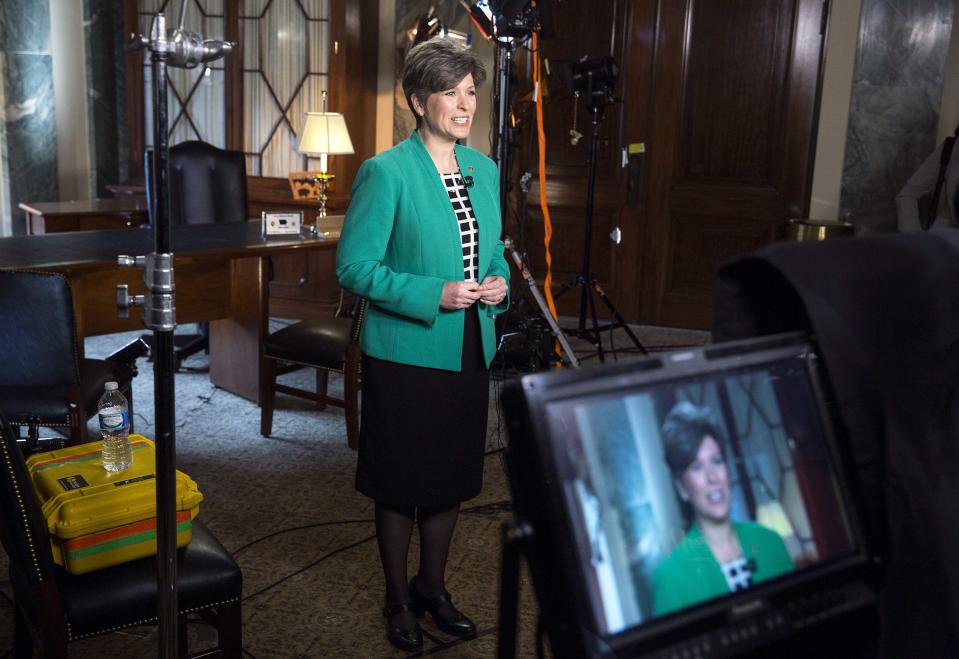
[{"xmin": 295, "ymin": 93, "xmax": 354, "ymax": 227}]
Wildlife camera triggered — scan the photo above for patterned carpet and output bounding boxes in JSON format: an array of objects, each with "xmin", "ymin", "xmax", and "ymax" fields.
[{"xmin": 0, "ymin": 321, "xmax": 708, "ymax": 658}]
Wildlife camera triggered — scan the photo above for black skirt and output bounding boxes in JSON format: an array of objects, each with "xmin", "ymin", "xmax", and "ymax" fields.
[{"xmin": 355, "ymin": 305, "xmax": 489, "ymax": 506}]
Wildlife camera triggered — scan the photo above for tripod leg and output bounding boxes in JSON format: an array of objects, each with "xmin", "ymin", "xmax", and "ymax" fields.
[
  {"xmin": 585, "ymin": 276, "xmax": 605, "ymax": 362},
  {"xmin": 505, "ymin": 240, "xmax": 581, "ymax": 368},
  {"xmin": 497, "ymin": 521, "xmax": 530, "ymax": 659},
  {"xmin": 592, "ymin": 280, "xmax": 648, "ymax": 355}
]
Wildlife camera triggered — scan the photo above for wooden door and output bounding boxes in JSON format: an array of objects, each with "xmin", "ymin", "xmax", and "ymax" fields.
[
  {"xmin": 630, "ymin": 0, "xmax": 827, "ymax": 328},
  {"xmin": 510, "ymin": 0, "xmax": 827, "ymax": 330}
]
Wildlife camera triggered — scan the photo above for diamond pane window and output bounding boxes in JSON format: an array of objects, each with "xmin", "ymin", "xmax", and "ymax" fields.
[
  {"xmin": 139, "ymin": 0, "xmax": 227, "ymax": 148},
  {"xmin": 241, "ymin": 0, "xmax": 331, "ymax": 177}
]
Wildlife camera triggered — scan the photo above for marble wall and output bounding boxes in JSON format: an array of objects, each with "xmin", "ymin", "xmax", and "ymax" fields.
[
  {"xmin": 0, "ymin": 0, "xmax": 57, "ymax": 236},
  {"xmin": 85, "ymin": 0, "xmax": 129, "ymax": 198},
  {"xmin": 839, "ymin": 0, "xmax": 955, "ymax": 232}
]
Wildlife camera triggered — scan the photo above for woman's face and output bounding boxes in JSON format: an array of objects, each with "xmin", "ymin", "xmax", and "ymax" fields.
[
  {"xmin": 414, "ymin": 73, "xmax": 477, "ymax": 144},
  {"xmin": 675, "ymin": 436, "xmax": 731, "ymax": 525}
]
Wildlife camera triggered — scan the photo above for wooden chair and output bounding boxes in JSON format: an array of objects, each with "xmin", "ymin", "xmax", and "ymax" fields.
[
  {"xmin": 259, "ymin": 296, "xmax": 366, "ymax": 449},
  {"xmin": 0, "ymin": 271, "xmax": 136, "ymax": 448},
  {"xmin": 0, "ymin": 412, "xmax": 243, "ymax": 658}
]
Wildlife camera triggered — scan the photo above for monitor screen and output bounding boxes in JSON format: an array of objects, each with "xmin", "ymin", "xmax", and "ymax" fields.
[{"xmin": 501, "ymin": 333, "xmax": 876, "ymax": 657}]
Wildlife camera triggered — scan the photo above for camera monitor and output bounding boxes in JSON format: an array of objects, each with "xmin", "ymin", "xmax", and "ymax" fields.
[{"xmin": 500, "ymin": 332, "xmax": 878, "ymax": 658}]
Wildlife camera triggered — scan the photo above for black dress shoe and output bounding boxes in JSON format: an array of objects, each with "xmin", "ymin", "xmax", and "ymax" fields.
[
  {"xmin": 409, "ymin": 577, "xmax": 477, "ymax": 638},
  {"xmin": 383, "ymin": 602, "xmax": 423, "ymax": 652}
]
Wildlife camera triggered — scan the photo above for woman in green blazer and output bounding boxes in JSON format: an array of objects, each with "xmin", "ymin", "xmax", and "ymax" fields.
[
  {"xmin": 336, "ymin": 38, "xmax": 509, "ymax": 652},
  {"xmin": 651, "ymin": 401, "xmax": 794, "ymax": 617}
]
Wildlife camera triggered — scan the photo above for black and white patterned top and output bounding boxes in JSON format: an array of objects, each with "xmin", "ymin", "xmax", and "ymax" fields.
[
  {"xmin": 441, "ymin": 172, "xmax": 479, "ymax": 281},
  {"xmin": 720, "ymin": 556, "xmax": 754, "ymax": 592}
]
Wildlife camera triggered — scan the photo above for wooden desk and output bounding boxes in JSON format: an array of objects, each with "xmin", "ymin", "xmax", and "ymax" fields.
[
  {"xmin": 0, "ymin": 217, "xmax": 342, "ymax": 402},
  {"xmin": 20, "ymin": 198, "xmax": 150, "ymax": 235}
]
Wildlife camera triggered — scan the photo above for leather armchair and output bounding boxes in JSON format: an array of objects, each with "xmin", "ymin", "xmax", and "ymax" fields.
[
  {"xmin": 0, "ymin": 412, "xmax": 243, "ymax": 657},
  {"xmin": 144, "ymin": 140, "xmax": 249, "ymax": 370},
  {"xmin": 0, "ymin": 271, "xmax": 135, "ymax": 448},
  {"xmin": 168, "ymin": 140, "xmax": 249, "ymax": 227}
]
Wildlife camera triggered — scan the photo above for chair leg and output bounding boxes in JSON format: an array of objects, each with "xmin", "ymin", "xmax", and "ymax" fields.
[
  {"xmin": 67, "ymin": 386, "xmax": 87, "ymax": 446},
  {"xmin": 178, "ymin": 612, "xmax": 190, "ymax": 657},
  {"xmin": 216, "ymin": 600, "xmax": 242, "ymax": 659},
  {"xmin": 315, "ymin": 369, "xmax": 329, "ymax": 411},
  {"xmin": 13, "ymin": 604, "xmax": 34, "ymax": 659},
  {"xmin": 35, "ymin": 582, "xmax": 68, "ymax": 659},
  {"xmin": 259, "ymin": 357, "xmax": 276, "ymax": 437}
]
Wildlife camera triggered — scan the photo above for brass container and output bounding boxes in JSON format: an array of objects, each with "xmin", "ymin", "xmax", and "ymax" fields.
[{"xmin": 786, "ymin": 218, "xmax": 855, "ymax": 241}]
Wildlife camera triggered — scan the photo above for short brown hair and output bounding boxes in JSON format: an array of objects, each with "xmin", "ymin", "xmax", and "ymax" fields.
[
  {"xmin": 660, "ymin": 401, "xmax": 726, "ymax": 479},
  {"xmin": 402, "ymin": 37, "xmax": 487, "ymax": 128}
]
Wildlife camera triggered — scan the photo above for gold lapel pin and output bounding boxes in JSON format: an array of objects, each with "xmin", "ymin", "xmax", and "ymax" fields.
[{"xmin": 468, "ymin": 166, "xmax": 474, "ymax": 173}]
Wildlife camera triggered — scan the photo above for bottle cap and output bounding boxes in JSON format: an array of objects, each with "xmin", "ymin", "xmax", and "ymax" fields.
[{"xmin": 104, "ymin": 381, "xmax": 119, "ymax": 391}]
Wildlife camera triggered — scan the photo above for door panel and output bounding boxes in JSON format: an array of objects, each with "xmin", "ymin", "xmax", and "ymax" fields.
[
  {"xmin": 635, "ymin": 0, "xmax": 826, "ymax": 327},
  {"xmin": 509, "ymin": 0, "xmax": 826, "ymax": 330}
]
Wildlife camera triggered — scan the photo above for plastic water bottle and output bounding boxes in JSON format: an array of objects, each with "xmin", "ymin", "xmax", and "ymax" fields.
[{"xmin": 99, "ymin": 381, "xmax": 132, "ymax": 472}]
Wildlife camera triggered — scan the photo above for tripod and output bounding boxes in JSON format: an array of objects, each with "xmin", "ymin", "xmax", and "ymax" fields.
[{"xmin": 554, "ymin": 103, "xmax": 647, "ymax": 361}]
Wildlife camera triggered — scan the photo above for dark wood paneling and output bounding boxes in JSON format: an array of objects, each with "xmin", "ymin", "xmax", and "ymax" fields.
[
  {"xmin": 508, "ymin": 0, "xmax": 825, "ymax": 329},
  {"xmin": 508, "ymin": 0, "xmax": 630, "ymax": 320},
  {"xmin": 224, "ymin": 1, "xmax": 243, "ymax": 151},
  {"xmin": 124, "ymin": 0, "xmax": 144, "ymax": 176},
  {"xmin": 682, "ymin": 0, "xmax": 793, "ymax": 184},
  {"xmin": 637, "ymin": 0, "xmax": 826, "ymax": 328},
  {"xmin": 616, "ymin": 0, "xmax": 660, "ymax": 324}
]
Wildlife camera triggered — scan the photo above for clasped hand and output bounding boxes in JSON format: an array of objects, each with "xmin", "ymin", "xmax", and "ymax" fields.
[{"xmin": 440, "ymin": 276, "xmax": 507, "ymax": 310}]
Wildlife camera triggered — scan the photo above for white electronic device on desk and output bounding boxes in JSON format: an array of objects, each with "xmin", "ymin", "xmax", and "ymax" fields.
[{"xmin": 261, "ymin": 211, "xmax": 302, "ymax": 237}]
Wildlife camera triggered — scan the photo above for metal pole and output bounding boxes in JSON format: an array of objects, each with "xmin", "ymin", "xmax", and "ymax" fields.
[
  {"xmin": 578, "ymin": 106, "xmax": 600, "ymax": 335},
  {"xmin": 495, "ymin": 43, "xmax": 514, "ymax": 226},
  {"xmin": 151, "ymin": 47, "xmax": 179, "ymax": 659},
  {"xmin": 505, "ymin": 237, "xmax": 580, "ymax": 368},
  {"xmin": 120, "ymin": 9, "xmax": 232, "ymax": 656}
]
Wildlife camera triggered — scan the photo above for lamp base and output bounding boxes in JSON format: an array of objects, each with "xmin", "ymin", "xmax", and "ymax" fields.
[{"xmin": 301, "ymin": 171, "xmax": 335, "ymax": 238}]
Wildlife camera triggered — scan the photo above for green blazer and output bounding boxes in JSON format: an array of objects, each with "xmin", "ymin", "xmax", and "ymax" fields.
[
  {"xmin": 650, "ymin": 521, "xmax": 794, "ymax": 616},
  {"xmin": 335, "ymin": 131, "xmax": 510, "ymax": 371}
]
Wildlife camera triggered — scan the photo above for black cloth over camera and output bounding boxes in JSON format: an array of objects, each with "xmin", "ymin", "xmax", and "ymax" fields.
[{"xmin": 713, "ymin": 230, "xmax": 959, "ymax": 657}]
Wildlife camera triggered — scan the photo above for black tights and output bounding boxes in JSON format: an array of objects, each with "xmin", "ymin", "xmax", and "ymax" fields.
[{"xmin": 375, "ymin": 502, "xmax": 460, "ymax": 622}]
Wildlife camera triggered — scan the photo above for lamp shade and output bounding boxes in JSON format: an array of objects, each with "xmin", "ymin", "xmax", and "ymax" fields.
[{"xmin": 295, "ymin": 112, "xmax": 355, "ymax": 156}]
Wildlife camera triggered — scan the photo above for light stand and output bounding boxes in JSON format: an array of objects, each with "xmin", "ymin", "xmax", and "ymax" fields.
[
  {"xmin": 121, "ymin": 6, "xmax": 232, "ymax": 657},
  {"xmin": 553, "ymin": 101, "xmax": 647, "ymax": 361},
  {"xmin": 505, "ymin": 237, "xmax": 580, "ymax": 368},
  {"xmin": 487, "ymin": 6, "xmax": 580, "ymax": 371},
  {"xmin": 493, "ymin": 40, "xmax": 517, "ymax": 220},
  {"xmin": 497, "ymin": 519, "xmax": 534, "ymax": 659}
]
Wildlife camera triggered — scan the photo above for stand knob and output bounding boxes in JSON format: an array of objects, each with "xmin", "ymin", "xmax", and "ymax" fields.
[{"xmin": 116, "ymin": 284, "xmax": 145, "ymax": 319}]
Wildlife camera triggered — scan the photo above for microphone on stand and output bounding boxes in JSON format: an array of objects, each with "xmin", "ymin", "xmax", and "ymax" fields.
[{"xmin": 462, "ymin": 175, "xmax": 474, "ymax": 188}]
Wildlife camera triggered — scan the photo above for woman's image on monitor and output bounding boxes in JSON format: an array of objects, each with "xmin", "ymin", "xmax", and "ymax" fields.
[{"xmin": 650, "ymin": 401, "xmax": 794, "ymax": 616}]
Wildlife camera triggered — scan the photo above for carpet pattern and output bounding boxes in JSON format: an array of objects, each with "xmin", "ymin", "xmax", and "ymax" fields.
[{"xmin": 0, "ymin": 321, "xmax": 708, "ymax": 658}]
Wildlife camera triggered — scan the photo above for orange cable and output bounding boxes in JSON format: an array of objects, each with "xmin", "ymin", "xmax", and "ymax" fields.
[
  {"xmin": 532, "ymin": 29, "xmax": 562, "ymax": 367},
  {"xmin": 532, "ymin": 32, "xmax": 558, "ymax": 325}
]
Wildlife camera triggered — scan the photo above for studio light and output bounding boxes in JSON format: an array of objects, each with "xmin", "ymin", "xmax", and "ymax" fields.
[{"xmin": 570, "ymin": 56, "xmax": 619, "ymax": 108}]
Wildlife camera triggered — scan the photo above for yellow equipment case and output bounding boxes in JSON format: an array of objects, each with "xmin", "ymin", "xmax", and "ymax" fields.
[{"xmin": 25, "ymin": 435, "xmax": 203, "ymax": 575}]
